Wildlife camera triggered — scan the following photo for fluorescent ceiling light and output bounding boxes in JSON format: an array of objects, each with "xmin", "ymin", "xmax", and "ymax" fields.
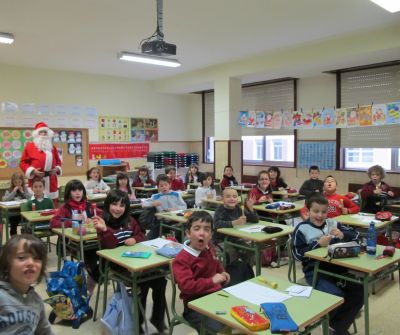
[
  {"xmin": 0, "ymin": 32, "xmax": 14, "ymax": 44},
  {"xmin": 118, "ymin": 52, "xmax": 181, "ymax": 68},
  {"xmin": 369, "ymin": 0, "xmax": 400, "ymax": 12}
]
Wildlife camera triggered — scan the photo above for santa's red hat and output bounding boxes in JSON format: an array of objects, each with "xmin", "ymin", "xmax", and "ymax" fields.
[{"xmin": 32, "ymin": 121, "xmax": 54, "ymax": 138}]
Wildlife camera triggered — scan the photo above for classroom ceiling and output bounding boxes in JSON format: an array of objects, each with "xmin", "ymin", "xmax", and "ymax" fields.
[{"xmin": 0, "ymin": 0, "xmax": 399, "ymax": 85}]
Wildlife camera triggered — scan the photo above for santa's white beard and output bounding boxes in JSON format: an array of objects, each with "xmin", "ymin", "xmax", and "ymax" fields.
[{"xmin": 34, "ymin": 136, "xmax": 53, "ymax": 152}]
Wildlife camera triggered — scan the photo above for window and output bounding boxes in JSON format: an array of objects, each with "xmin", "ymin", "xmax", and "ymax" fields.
[
  {"xmin": 242, "ymin": 134, "xmax": 295, "ymax": 166},
  {"xmin": 338, "ymin": 63, "xmax": 400, "ymax": 172},
  {"xmin": 202, "ymin": 79, "xmax": 296, "ymax": 163}
]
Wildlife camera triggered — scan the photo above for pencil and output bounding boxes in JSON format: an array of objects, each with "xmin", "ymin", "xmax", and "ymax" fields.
[{"xmin": 217, "ymin": 293, "xmax": 229, "ymax": 298}]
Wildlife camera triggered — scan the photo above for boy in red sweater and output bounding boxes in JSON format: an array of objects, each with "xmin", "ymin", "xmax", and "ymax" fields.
[
  {"xmin": 300, "ymin": 175, "xmax": 359, "ymax": 220},
  {"xmin": 172, "ymin": 211, "xmax": 230, "ymax": 334},
  {"xmin": 323, "ymin": 175, "xmax": 359, "ymax": 218}
]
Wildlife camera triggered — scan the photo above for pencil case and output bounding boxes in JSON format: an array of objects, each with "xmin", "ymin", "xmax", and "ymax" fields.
[{"xmin": 230, "ymin": 306, "xmax": 269, "ymax": 331}]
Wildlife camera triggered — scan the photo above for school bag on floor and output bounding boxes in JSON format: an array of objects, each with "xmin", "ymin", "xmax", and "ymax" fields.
[
  {"xmin": 101, "ymin": 282, "xmax": 135, "ymax": 335},
  {"xmin": 45, "ymin": 218, "xmax": 93, "ymax": 329}
]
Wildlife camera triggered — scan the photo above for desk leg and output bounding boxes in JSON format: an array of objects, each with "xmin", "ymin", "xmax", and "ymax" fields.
[
  {"xmin": 321, "ymin": 314, "xmax": 330, "ymax": 335},
  {"xmin": 4, "ymin": 208, "xmax": 10, "ymax": 242},
  {"xmin": 255, "ymin": 243, "xmax": 261, "ymax": 276},
  {"xmin": 102, "ymin": 260, "xmax": 109, "ymax": 316},
  {"xmin": 312, "ymin": 261, "xmax": 320, "ymax": 287},
  {"xmin": 131, "ymin": 272, "xmax": 140, "ymax": 335},
  {"xmin": 223, "ymin": 237, "xmax": 228, "ymax": 268},
  {"xmin": 199, "ymin": 316, "xmax": 206, "ymax": 335},
  {"xmin": 57, "ymin": 238, "xmax": 61, "ymax": 270},
  {"xmin": 363, "ymin": 275, "xmax": 370, "ymax": 335}
]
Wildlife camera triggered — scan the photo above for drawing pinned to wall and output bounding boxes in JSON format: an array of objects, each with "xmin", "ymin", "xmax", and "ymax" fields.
[
  {"xmin": 264, "ymin": 111, "xmax": 273, "ymax": 128},
  {"xmin": 321, "ymin": 108, "xmax": 336, "ymax": 128},
  {"xmin": 292, "ymin": 110, "xmax": 302, "ymax": 128},
  {"xmin": 0, "ymin": 129, "xmax": 32, "ymax": 168},
  {"xmin": 145, "ymin": 118, "xmax": 158, "ymax": 129},
  {"xmin": 255, "ymin": 111, "xmax": 265, "ymax": 128},
  {"xmin": 358, "ymin": 105, "xmax": 372, "ymax": 127},
  {"xmin": 145, "ymin": 130, "xmax": 158, "ymax": 142},
  {"xmin": 99, "ymin": 116, "xmax": 130, "ymax": 142},
  {"xmin": 247, "ymin": 111, "xmax": 256, "ymax": 127},
  {"xmin": 372, "ymin": 104, "xmax": 386, "ymax": 125},
  {"xmin": 346, "ymin": 107, "xmax": 359, "ymax": 127},
  {"xmin": 336, "ymin": 108, "xmax": 347, "ymax": 128},
  {"xmin": 301, "ymin": 109, "xmax": 313, "ymax": 129},
  {"xmin": 238, "ymin": 111, "xmax": 248, "ymax": 127},
  {"xmin": 272, "ymin": 111, "xmax": 283, "ymax": 129},
  {"xmin": 386, "ymin": 102, "xmax": 400, "ymax": 124},
  {"xmin": 282, "ymin": 110, "xmax": 292, "ymax": 128},
  {"xmin": 76, "ymin": 155, "xmax": 83, "ymax": 167},
  {"xmin": 312, "ymin": 109, "xmax": 323, "ymax": 128}
]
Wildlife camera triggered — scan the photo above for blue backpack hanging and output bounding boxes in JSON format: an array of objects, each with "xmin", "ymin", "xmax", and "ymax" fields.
[{"xmin": 101, "ymin": 282, "xmax": 134, "ymax": 335}]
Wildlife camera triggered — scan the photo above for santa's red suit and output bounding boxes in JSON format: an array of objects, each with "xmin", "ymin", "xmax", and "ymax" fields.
[{"xmin": 19, "ymin": 123, "xmax": 62, "ymax": 200}]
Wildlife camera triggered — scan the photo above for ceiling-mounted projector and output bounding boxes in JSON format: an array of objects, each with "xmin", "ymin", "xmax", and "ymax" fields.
[{"xmin": 141, "ymin": 40, "xmax": 176, "ymax": 56}]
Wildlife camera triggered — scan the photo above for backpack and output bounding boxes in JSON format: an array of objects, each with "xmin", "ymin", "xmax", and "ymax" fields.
[
  {"xmin": 261, "ymin": 246, "xmax": 277, "ymax": 266},
  {"xmin": 225, "ymin": 260, "xmax": 255, "ymax": 286},
  {"xmin": 138, "ymin": 207, "xmax": 157, "ymax": 232},
  {"xmin": 101, "ymin": 282, "xmax": 134, "ymax": 335}
]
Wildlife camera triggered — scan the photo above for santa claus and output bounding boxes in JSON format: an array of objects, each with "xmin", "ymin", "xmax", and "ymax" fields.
[{"xmin": 20, "ymin": 122, "xmax": 62, "ymax": 205}]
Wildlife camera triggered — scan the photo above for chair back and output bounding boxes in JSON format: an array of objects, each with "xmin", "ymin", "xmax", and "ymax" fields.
[
  {"xmin": 287, "ymin": 236, "xmax": 297, "ymax": 283},
  {"xmin": 58, "ymin": 185, "xmax": 66, "ymax": 204},
  {"xmin": 357, "ymin": 189, "xmax": 364, "ymax": 211},
  {"xmin": 214, "ymin": 183, "xmax": 222, "ymax": 196}
]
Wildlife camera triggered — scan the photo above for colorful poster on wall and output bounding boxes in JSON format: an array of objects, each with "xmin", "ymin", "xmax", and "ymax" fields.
[
  {"xmin": 272, "ymin": 111, "xmax": 283, "ymax": 129},
  {"xmin": 312, "ymin": 109, "xmax": 323, "ymax": 128},
  {"xmin": 264, "ymin": 111, "xmax": 273, "ymax": 128},
  {"xmin": 335, "ymin": 108, "xmax": 347, "ymax": 128},
  {"xmin": 255, "ymin": 111, "xmax": 265, "ymax": 128},
  {"xmin": 301, "ymin": 109, "xmax": 313, "ymax": 129},
  {"xmin": 99, "ymin": 116, "xmax": 130, "ymax": 142},
  {"xmin": 89, "ymin": 143, "xmax": 149, "ymax": 159},
  {"xmin": 346, "ymin": 107, "xmax": 359, "ymax": 127},
  {"xmin": 130, "ymin": 118, "xmax": 159, "ymax": 142},
  {"xmin": 0, "ymin": 129, "xmax": 32, "ymax": 169}
]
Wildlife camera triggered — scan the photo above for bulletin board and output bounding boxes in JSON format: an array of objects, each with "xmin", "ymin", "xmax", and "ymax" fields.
[
  {"xmin": 297, "ymin": 141, "xmax": 336, "ymax": 170},
  {"xmin": 0, "ymin": 127, "xmax": 89, "ymax": 179}
]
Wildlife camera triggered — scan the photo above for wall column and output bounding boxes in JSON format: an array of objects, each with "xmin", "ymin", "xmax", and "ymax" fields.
[{"xmin": 214, "ymin": 76, "xmax": 242, "ymax": 182}]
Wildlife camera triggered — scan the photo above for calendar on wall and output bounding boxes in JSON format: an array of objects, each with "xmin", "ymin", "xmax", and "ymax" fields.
[{"xmin": 298, "ymin": 141, "xmax": 336, "ymax": 170}]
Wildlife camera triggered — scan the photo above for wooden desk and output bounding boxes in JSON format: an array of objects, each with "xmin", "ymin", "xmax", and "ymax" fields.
[
  {"xmin": 187, "ymin": 182, "xmax": 201, "ymax": 189},
  {"xmin": 87, "ymin": 193, "xmax": 107, "ymax": 203},
  {"xmin": 0, "ymin": 200, "xmax": 27, "ymax": 242},
  {"xmin": 305, "ymin": 246, "xmax": 400, "ymax": 335},
  {"xmin": 96, "ymin": 244, "xmax": 171, "ymax": 335},
  {"xmin": 133, "ymin": 186, "xmax": 158, "ymax": 198},
  {"xmin": 188, "ymin": 275, "xmax": 343, "ymax": 335},
  {"xmin": 217, "ymin": 221, "xmax": 293, "ymax": 276},
  {"xmin": 52, "ymin": 227, "xmax": 98, "ymax": 270}
]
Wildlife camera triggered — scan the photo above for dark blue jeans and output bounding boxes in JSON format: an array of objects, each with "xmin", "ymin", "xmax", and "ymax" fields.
[
  {"xmin": 305, "ymin": 270, "xmax": 364, "ymax": 334},
  {"xmin": 183, "ymin": 307, "xmax": 225, "ymax": 335}
]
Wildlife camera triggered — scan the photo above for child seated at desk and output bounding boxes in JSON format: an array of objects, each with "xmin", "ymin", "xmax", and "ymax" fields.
[
  {"xmin": 92, "ymin": 190, "xmax": 167, "ymax": 333},
  {"xmin": 50, "ymin": 179, "xmax": 102, "ymax": 290},
  {"xmin": 84, "ymin": 167, "xmax": 110, "ymax": 194},
  {"xmin": 25, "ymin": 177, "xmax": 54, "ymax": 232},
  {"xmin": 299, "ymin": 165, "xmax": 324, "ymax": 200},
  {"xmin": 195, "ymin": 172, "xmax": 216, "ymax": 208},
  {"xmin": 213, "ymin": 187, "xmax": 259, "ymax": 264},
  {"xmin": 142, "ymin": 174, "xmax": 187, "ymax": 240},
  {"xmin": 132, "ymin": 166, "xmax": 156, "ymax": 187},
  {"xmin": 360, "ymin": 164, "xmax": 396, "ymax": 213},
  {"xmin": 185, "ymin": 163, "xmax": 204, "ymax": 186},
  {"xmin": 220, "ymin": 165, "xmax": 238, "ymax": 190},
  {"xmin": 165, "ymin": 165, "xmax": 185, "ymax": 191},
  {"xmin": 248, "ymin": 170, "xmax": 273, "ymax": 204},
  {"xmin": 291, "ymin": 195, "xmax": 363, "ymax": 335},
  {"xmin": 115, "ymin": 172, "xmax": 136, "ymax": 201},
  {"xmin": 172, "ymin": 211, "xmax": 231, "ymax": 334},
  {"xmin": 267, "ymin": 166, "xmax": 287, "ymax": 191},
  {"xmin": 300, "ymin": 175, "xmax": 359, "ymax": 221},
  {"xmin": 2, "ymin": 171, "xmax": 31, "ymax": 236}
]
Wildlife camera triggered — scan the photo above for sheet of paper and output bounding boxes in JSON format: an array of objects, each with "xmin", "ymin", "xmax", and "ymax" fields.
[
  {"xmin": 238, "ymin": 224, "xmax": 265, "ymax": 233},
  {"xmin": 0, "ymin": 200, "xmax": 25, "ymax": 206},
  {"xmin": 224, "ymin": 281, "xmax": 291, "ymax": 305},
  {"xmin": 140, "ymin": 238, "xmax": 171, "ymax": 249},
  {"xmin": 285, "ymin": 285, "xmax": 312, "ymax": 298}
]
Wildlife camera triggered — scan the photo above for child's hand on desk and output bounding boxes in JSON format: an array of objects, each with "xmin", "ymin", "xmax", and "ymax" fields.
[
  {"xmin": 124, "ymin": 238, "xmax": 137, "ymax": 246},
  {"xmin": 152, "ymin": 201, "xmax": 162, "ymax": 207},
  {"xmin": 221, "ymin": 271, "xmax": 230, "ymax": 285},
  {"xmin": 318, "ymin": 235, "xmax": 332, "ymax": 246},
  {"xmin": 330, "ymin": 228, "xmax": 344, "ymax": 240},
  {"xmin": 92, "ymin": 216, "xmax": 107, "ymax": 232},
  {"xmin": 233, "ymin": 215, "xmax": 247, "ymax": 226},
  {"xmin": 212, "ymin": 273, "xmax": 228, "ymax": 285}
]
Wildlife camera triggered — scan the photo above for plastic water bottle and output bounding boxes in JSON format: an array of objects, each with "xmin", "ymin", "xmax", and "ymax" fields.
[
  {"xmin": 71, "ymin": 211, "xmax": 80, "ymax": 234},
  {"xmin": 366, "ymin": 221, "xmax": 377, "ymax": 256}
]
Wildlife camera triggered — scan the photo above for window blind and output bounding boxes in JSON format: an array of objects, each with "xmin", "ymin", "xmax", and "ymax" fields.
[
  {"xmin": 203, "ymin": 80, "xmax": 296, "ymax": 137},
  {"xmin": 340, "ymin": 64, "xmax": 400, "ymax": 148}
]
